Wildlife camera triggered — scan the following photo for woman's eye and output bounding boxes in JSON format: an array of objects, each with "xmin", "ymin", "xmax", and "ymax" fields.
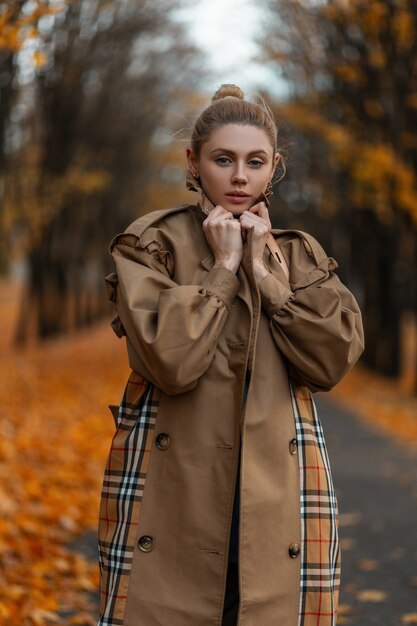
[
  {"xmin": 216, "ymin": 157, "xmax": 231, "ymax": 165},
  {"xmin": 215, "ymin": 157, "xmax": 263, "ymax": 167}
]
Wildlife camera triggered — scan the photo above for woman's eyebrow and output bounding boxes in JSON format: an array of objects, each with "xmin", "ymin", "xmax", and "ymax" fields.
[{"xmin": 209, "ymin": 147, "xmax": 269, "ymax": 156}]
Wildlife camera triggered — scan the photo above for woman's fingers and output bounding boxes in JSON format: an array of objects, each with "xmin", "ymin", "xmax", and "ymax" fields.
[
  {"xmin": 247, "ymin": 201, "xmax": 268, "ymax": 218},
  {"xmin": 240, "ymin": 204, "xmax": 271, "ymax": 263},
  {"xmin": 207, "ymin": 204, "xmax": 233, "ymax": 219},
  {"xmin": 240, "ymin": 212, "xmax": 270, "ymax": 232},
  {"xmin": 202, "ymin": 205, "xmax": 243, "ymax": 272},
  {"xmin": 240, "ymin": 202, "xmax": 271, "ymax": 233},
  {"xmin": 255, "ymin": 202, "xmax": 270, "ymax": 221}
]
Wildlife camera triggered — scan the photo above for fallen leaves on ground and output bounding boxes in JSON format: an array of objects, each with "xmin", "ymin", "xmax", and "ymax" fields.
[
  {"xmin": 338, "ymin": 511, "xmax": 362, "ymax": 527},
  {"xmin": 401, "ymin": 614, "xmax": 417, "ymax": 625},
  {"xmin": 356, "ymin": 589, "xmax": 388, "ymax": 602},
  {"xmin": 329, "ymin": 364, "xmax": 417, "ymax": 449},
  {"xmin": 336, "ymin": 603, "xmax": 356, "ymax": 624},
  {"xmin": 0, "ymin": 279, "xmax": 128, "ymax": 624},
  {"xmin": 355, "ymin": 559, "xmax": 380, "ymax": 571},
  {"xmin": 1, "ymin": 279, "xmax": 416, "ymax": 623},
  {"xmin": 339, "ymin": 537, "xmax": 357, "ymax": 551}
]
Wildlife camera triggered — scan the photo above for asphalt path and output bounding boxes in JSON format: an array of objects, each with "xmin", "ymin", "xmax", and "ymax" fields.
[
  {"xmin": 316, "ymin": 394, "xmax": 417, "ymax": 625},
  {"xmin": 71, "ymin": 395, "xmax": 417, "ymax": 625}
]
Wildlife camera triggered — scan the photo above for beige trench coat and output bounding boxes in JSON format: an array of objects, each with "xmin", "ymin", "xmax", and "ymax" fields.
[{"xmin": 98, "ymin": 202, "xmax": 365, "ymax": 626}]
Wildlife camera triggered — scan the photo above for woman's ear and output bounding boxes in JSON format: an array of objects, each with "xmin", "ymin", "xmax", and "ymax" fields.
[
  {"xmin": 186, "ymin": 147, "xmax": 198, "ymax": 176},
  {"xmin": 271, "ymin": 151, "xmax": 281, "ymax": 179}
]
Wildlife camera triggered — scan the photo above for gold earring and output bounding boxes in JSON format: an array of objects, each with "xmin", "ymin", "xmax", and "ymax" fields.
[
  {"xmin": 265, "ymin": 180, "xmax": 274, "ymax": 199},
  {"xmin": 185, "ymin": 168, "xmax": 214, "ymax": 215},
  {"xmin": 193, "ymin": 172, "xmax": 209, "ymax": 211}
]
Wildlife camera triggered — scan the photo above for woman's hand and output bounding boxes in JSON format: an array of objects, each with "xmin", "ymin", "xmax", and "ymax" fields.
[
  {"xmin": 239, "ymin": 202, "xmax": 271, "ymax": 283},
  {"xmin": 203, "ymin": 205, "xmax": 243, "ymax": 274}
]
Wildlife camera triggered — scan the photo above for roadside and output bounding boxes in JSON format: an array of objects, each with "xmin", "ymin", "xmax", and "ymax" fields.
[
  {"xmin": 1, "ymin": 278, "xmax": 416, "ymax": 624},
  {"xmin": 329, "ymin": 364, "xmax": 417, "ymax": 451},
  {"xmin": 317, "ymin": 394, "xmax": 417, "ymax": 626}
]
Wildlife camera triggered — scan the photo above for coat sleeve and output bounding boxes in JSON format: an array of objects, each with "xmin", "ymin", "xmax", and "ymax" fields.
[
  {"xmin": 257, "ymin": 235, "xmax": 365, "ymax": 393},
  {"xmin": 105, "ymin": 232, "xmax": 240, "ymax": 395}
]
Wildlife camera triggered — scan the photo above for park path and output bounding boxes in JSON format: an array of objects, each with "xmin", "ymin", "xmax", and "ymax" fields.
[
  {"xmin": 73, "ymin": 394, "xmax": 417, "ymax": 625},
  {"xmin": 317, "ymin": 394, "xmax": 417, "ymax": 625}
]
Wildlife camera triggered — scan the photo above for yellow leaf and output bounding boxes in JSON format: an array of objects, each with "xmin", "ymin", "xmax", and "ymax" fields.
[
  {"xmin": 29, "ymin": 609, "xmax": 61, "ymax": 625},
  {"xmin": 33, "ymin": 50, "xmax": 47, "ymax": 69},
  {"xmin": 356, "ymin": 559, "xmax": 380, "ymax": 571},
  {"xmin": 356, "ymin": 589, "xmax": 388, "ymax": 602},
  {"xmin": 76, "ymin": 576, "xmax": 96, "ymax": 591},
  {"xmin": 401, "ymin": 615, "xmax": 417, "ymax": 625},
  {"xmin": 69, "ymin": 614, "xmax": 96, "ymax": 625},
  {"xmin": 338, "ymin": 603, "xmax": 355, "ymax": 615},
  {"xmin": 394, "ymin": 10, "xmax": 415, "ymax": 49}
]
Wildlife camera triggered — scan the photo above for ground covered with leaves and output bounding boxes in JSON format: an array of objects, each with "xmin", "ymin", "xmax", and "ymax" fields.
[
  {"xmin": 0, "ymin": 279, "xmax": 416, "ymax": 624},
  {"xmin": 0, "ymin": 280, "xmax": 128, "ymax": 625},
  {"xmin": 330, "ymin": 363, "xmax": 417, "ymax": 451}
]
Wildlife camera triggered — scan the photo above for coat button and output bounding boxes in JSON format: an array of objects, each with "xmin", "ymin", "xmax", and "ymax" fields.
[
  {"xmin": 138, "ymin": 535, "xmax": 154, "ymax": 552},
  {"xmin": 156, "ymin": 433, "xmax": 171, "ymax": 450},
  {"xmin": 288, "ymin": 542, "xmax": 300, "ymax": 558},
  {"xmin": 289, "ymin": 438, "xmax": 298, "ymax": 455}
]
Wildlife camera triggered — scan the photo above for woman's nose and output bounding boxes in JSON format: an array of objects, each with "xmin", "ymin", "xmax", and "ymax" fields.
[{"xmin": 231, "ymin": 164, "xmax": 248, "ymax": 183}]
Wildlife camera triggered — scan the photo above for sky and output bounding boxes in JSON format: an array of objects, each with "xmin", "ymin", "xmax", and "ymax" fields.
[{"xmin": 176, "ymin": 0, "xmax": 286, "ymax": 99}]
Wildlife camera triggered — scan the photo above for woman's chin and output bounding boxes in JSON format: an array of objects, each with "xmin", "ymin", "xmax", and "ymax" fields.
[{"xmin": 223, "ymin": 198, "xmax": 252, "ymax": 215}]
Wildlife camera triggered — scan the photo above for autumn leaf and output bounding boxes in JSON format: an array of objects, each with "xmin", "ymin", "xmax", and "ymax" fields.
[
  {"xmin": 338, "ymin": 603, "xmax": 355, "ymax": 616},
  {"xmin": 69, "ymin": 615, "xmax": 97, "ymax": 625},
  {"xmin": 29, "ymin": 609, "xmax": 61, "ymax": 625},
  {"xmin": 339, "ymin": 537, "xmax": 357, "ymax": 551},
  {"xmin": 337, "ymin": 604, "xmax": 356, "ymax": 625},
  {"xmin": 0, "ymin": 2, "xmax": 62, "ymax": 53},
  {"xmin": 330, "ymin": 365, "xmax": 417, "ymax": 451},
  {"xmin": 356, "ymin": 559, "xmax": 380, "ymax": 571},
  {"xmin": 401, "ymin": 614, "xmax": 417, "ymax": 625},
  {"xmin": 0, "ymin": 277, "xmax": 129, "ymax": 623},
  {"xmin": 356, "ymin": 589, "xmax": 388, "ymax": 603},
  {"xmin": 33, "ymin": 50, "xmax": 47, "ymax": 69}
]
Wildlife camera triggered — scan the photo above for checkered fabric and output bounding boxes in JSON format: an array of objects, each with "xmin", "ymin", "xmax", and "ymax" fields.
[
  {"xmin": 97, "ymin": 370, "xmax": 159, "ymax": 625},
  {"xmin": 97, "ymin": 373, "xmax": 340, "ymax": 626},
  {"xmin": 290, "ymin": 382, "xmax": 341, "ymax": 626}
]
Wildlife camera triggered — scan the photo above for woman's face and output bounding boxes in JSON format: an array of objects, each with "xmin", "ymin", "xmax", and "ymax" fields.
[{"xmin": 187, "ymin": 123, "xmax": 280, "ymax": 216}]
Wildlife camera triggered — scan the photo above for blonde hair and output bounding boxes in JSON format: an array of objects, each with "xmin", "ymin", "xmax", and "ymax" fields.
[{"xmin": 190, "ymin": 83, "xmax": 279, "ymax": 160}]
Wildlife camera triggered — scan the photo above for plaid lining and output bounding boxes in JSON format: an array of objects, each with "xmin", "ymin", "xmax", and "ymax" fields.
[
  {"xmin": 290, "ymin": 382, "xmax": 341, "ymax": 626},
  {"xmin": 97, "ymin": 373, "xmax": 340, "ymax": 625},
  {"xmin": 97, "ymin": 371, "xmax": 159, "ymax": 625}
]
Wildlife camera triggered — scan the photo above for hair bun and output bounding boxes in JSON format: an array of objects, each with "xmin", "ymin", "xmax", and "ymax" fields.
[{"xmin": 212, "ymin": 84, "xmax": 244, "ymax": 103}]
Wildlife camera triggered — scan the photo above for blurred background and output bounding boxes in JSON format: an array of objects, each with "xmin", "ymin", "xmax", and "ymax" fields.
[{"xmin": 0, "ymin": 1, "xmax": 416, "ymax": 624}]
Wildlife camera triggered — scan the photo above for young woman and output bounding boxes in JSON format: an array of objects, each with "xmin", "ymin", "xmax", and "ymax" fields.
[{"xmin": 98, "ymin": 84, "xmax": 365, "ymax": 626}]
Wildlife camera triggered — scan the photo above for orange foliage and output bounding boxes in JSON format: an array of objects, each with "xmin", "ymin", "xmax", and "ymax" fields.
[
  {"xmin": 271, "ymin": 1, "xmax": 417, "ymax": 229},
  {"xmin": 334, "ymin": 63, "xmax": 365, "ymax": 84},
  {"xmin": 330, "ymin": 364, "xmax": 417, "ymax": 451},
  {"xmin": 0, "ymin": 279, "xmax": 129, "ymax": 624},
  {"xmin": 1, "ymin": 277, "xmax": 416, "ymax": 623},
  {"xmin": 278, "ymin": 102, "xmax": 417, "ymax": 224},
  {"xmin": 393, "ymin": 8, "xmax": 415, "ymax": 50},
  {"xmin": 0, "ymin": 2, "xmax": 63, "ymax": 54}
]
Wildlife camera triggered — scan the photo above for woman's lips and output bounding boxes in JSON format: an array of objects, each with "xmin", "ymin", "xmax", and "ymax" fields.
[{"xmin": 226, "ymin": 194, "xmax": 251, "ymax": 204}]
